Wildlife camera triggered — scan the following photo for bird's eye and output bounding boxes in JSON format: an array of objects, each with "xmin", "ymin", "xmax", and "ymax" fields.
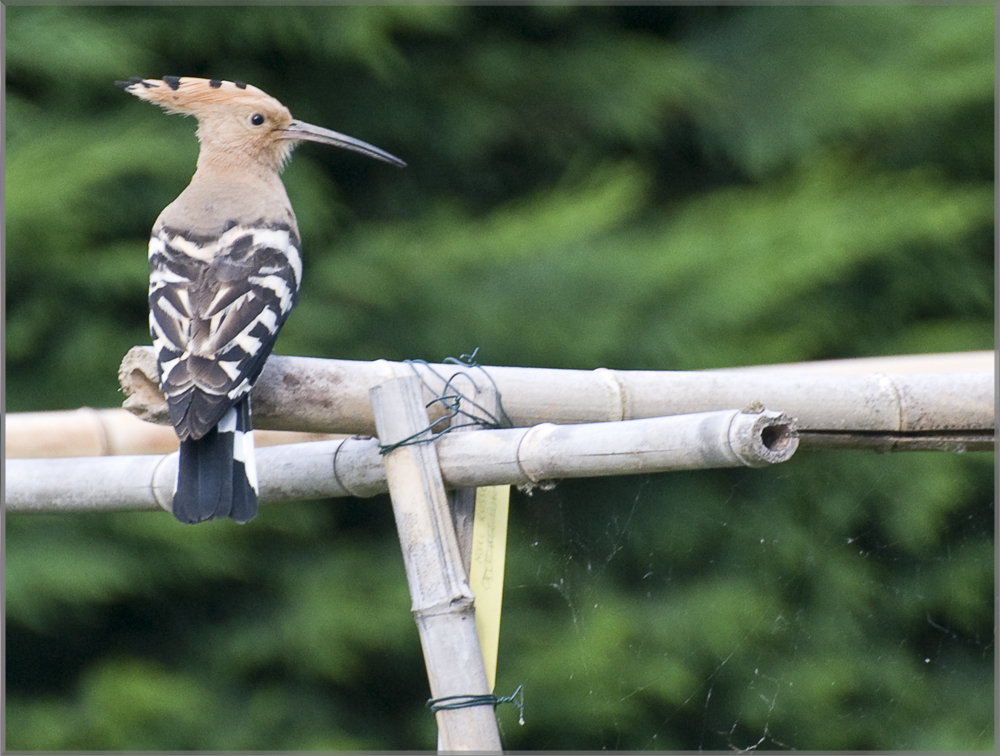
[{"xmin": 250, "ymin": 113, "xmax": 265, "ymax": 126}]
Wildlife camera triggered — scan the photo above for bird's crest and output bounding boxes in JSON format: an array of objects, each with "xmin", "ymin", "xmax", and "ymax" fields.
[
  {"xmin": 117, "ymin": 76, "xmax": 300, "ymax": 172},
  {"xmin": 115, "ymin": 76, "xmax": 284, "ymax": 117}
]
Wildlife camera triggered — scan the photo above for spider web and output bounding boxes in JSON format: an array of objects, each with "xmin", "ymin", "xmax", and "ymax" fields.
[{"xmin": 491, "ymin": 450, "xmax": 994, "ymax": 751}]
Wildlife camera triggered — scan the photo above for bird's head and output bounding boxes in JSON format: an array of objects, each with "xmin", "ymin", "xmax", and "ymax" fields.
[{"xmin": 117, "ymin": 76, "xmax": 405, "ymax": 174}]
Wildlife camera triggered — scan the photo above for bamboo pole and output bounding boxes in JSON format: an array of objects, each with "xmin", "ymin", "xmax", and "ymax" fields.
[
  {"xmin": 446, "ymin": 381, "xmax": 501, "ymax": 574},
  {"xmin": 6, "ymin": 454, "xmax": 170, "ymax": 514},
  {"xmin": 727, "ymin": 350, "xmax": 994, "ymax": 375},
  {"xmin": 21, "ymin": 351, "xmax": 984, "ymax": 459},
  {"xmin": 370, "ymin": 375, "xmax": 502, "ymax": 752},
  {"xmin": 6, "ymin": 408, "xmax": 797, "ymax": 514},
  {"xmin": 5, "ymin": 407, "xmax": 342, "ymax": 459},
  {"xmin": 118, "ymin": 347, "xmax": 993, "ymax": 451}
]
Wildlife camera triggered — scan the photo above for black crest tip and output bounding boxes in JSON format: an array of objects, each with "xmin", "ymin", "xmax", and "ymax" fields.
[{"xmin": 115, "ymin": 76, "xmax": 146, "ymax": 89}]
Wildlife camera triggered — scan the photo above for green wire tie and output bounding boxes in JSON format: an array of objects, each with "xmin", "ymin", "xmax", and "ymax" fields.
[
  {"xmin": 378, "ymin": 349, "xmax": 513, "ymax": 455},
  {"xmin": 427, "ymin": 684, "xmax": 524, "ymax": 725}
]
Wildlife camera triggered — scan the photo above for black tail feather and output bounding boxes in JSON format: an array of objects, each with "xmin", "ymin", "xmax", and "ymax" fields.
[
  {"xmin": 172, "ymin": 396, "xmax": 259, "ymax": 524},
  {"xmin": 229, "ymin": 398, "xmax": 259, "ymax": 524}
]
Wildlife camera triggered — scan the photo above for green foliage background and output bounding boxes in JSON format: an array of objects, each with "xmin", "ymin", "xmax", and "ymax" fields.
[{"xmin": 5, "ymin": 5, "xmax": 994, "ymax": 750}]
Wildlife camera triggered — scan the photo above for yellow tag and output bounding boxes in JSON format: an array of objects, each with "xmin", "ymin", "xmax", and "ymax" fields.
[{"xmin": 469, "ymin": 484, "xmax": 511, "ymax": 691}]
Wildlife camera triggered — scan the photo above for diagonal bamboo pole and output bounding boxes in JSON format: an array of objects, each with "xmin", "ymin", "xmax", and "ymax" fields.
[{"xmin": 370, "ymin": 375, "xmax": 502, "ymax": 752}]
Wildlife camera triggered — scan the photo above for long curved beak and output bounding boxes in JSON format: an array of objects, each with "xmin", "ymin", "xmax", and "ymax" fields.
[{"xmin": 279, "ymin": 120, "xmax": 406, "ymax": 167}]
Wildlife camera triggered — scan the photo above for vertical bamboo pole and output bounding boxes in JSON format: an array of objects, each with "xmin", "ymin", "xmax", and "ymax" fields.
[
  {"xmin": 444, "ymin": 382, "xmax": 508, "ymax": 696},
  {"xmin": 446, "ymin": 380, "xmax": 500, "ymax": 573},
  {"xmin": 370, "ymin": 376, "xmax": 502, "ymax": 752}
]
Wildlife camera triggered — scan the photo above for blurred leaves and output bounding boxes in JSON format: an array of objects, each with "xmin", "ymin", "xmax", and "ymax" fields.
[
  {"xmin": 5, "ymin": 4, "xmax": 993, "ymax": 751},
  {"xmin": 688, "ymin": 6, "xmax": 995, "ymax": 177}
]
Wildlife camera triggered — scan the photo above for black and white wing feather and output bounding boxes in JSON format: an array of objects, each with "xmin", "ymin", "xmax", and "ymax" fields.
[
  {"xmin": 148, "ymin": 221, "xmax": 301, "ymax": 440},
  {"xmin": 148, "ymin": 221, "xmax": 301, "ymax": 524}
]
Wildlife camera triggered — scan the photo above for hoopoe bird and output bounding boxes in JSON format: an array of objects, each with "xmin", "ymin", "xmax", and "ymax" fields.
[{"xmin": 117, "ymin": 76, "xmax": 405, "ymax": 524}]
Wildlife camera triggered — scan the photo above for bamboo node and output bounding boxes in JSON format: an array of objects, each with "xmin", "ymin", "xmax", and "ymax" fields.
[
  {"xmin": 593, "ymin": 367, "xmax": 627, "ymax": 420},
  {"xmin": 332, "ymin": 435, "xmax": 382, "ymax": 497},
  {"xmin": 412, "ymin": 596, "xmax": 475, "ymax": 619}
]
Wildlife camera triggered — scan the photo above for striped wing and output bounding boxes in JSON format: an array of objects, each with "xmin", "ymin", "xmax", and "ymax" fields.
[{"xmin": 149, "ymin": 222, "xmax": 302, "ymax": 441}]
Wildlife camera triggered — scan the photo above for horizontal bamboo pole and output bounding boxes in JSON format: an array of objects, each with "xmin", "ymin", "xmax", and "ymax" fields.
[
  {"xmin": 5, "ymin": 407, "xmax": 342, "ymax": 459},
  {"xmin": 6, "ymin": 408, "xmax": 797, "ymax": 514},
  {"xmin": 727, "ymin": 350, "xmax": 993, "ymax": 375},
  {"xmin": 118, "ymin": 347, "xmax": 994, "ymax": 452}
]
